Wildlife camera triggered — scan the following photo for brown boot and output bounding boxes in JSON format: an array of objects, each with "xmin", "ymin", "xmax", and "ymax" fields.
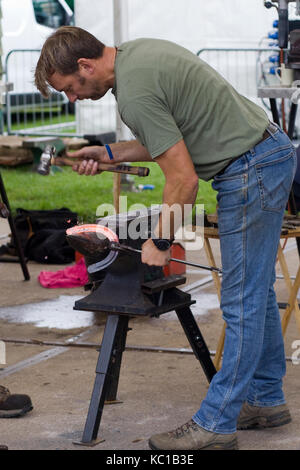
[
  {"xmin": 0, "ymin": 385, "xmax": 33, "ymax": 418},
  {"xmin": 0, "ymin": 445, "xmax": 8, "ymax": 450},
  {"xmin": 238, "ymin": 402, "xmax": 291, "ymax": 430},
  {"xmin": 149, "ymin": 419, "xmax": 238, "ymax": 450}
]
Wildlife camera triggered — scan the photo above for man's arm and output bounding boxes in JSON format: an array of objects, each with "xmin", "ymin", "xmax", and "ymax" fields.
[
  {"xmin": 142, "ymin": 139, "xmax": 199, "ymax": 267},
  {"xmin": 67, "ymin": 140, "xmax": 152, "ymax": 175}
]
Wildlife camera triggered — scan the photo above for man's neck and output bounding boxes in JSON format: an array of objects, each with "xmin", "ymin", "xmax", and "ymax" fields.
[{"xmin": 98, "ymin": 46, "xmax": 117, "ymax": 88}]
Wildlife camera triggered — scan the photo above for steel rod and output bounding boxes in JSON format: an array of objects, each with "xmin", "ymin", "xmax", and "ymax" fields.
[{"xmin": 110, "ymin": 242, "xmax": 222, "ymax": 273}]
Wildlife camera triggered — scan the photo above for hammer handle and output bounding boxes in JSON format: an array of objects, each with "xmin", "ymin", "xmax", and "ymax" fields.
[{"xmin": 51, "ymin": 156, "xmax": 149, "ymax": 177}]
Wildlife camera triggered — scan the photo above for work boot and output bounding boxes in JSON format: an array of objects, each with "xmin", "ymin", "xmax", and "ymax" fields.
[
  {"xmin": 0, "ymin": 445, "xmax": 8, "ymax": 450},
  {"xmin": 237, "ymin": 402, "xmax": 292, "ymax": 430},
  {"xmin": 149, "ymin": 419, "xmax": 238, "ymax": 450},
  {"xmin": 0, "ymin": 385, "xmax": 33, "ymax": 418}
]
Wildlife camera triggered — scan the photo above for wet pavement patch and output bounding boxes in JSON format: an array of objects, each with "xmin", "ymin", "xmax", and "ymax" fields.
[{"xmin": 0, "ymin": 295, "xmax": 95, "ymax": 330}]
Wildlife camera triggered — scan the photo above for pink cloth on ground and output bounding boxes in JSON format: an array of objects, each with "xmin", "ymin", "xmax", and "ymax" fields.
[{"xmin": 38, "ymin": 258, "xmax": 89, "ymax": 288}]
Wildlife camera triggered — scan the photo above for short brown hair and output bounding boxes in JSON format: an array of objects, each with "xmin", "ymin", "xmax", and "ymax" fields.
[{"xmin": 35, "ymin": 26, "xmax": 105, "ymax": 97}]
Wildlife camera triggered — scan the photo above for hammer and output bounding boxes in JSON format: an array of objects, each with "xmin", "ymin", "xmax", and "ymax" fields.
[{"xmin": 37, "ymin": 146, "xmax": 150, "ymax": 177}]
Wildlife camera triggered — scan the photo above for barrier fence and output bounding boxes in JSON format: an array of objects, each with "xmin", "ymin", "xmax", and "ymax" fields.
[
  {"xmin": 3, "ymin": 47, "xmax": 280, "ymax": 138},
  {"xmin": 4, "ymin": 49, "xmax": 76, "ymax": 137},
  {"xmin": 197, "ymin": 47, "xmax": 280, "ymax": 114}
]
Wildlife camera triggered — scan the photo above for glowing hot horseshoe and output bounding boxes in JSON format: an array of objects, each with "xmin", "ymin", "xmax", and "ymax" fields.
[{"xmin": 66, "ymin": 224, "xmax": 119, "ymax": 271}]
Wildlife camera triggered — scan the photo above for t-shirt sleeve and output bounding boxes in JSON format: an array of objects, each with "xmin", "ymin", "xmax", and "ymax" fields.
[{"xmin": 120, "ymin": 97, "xmax": 183, "ymax": 159}]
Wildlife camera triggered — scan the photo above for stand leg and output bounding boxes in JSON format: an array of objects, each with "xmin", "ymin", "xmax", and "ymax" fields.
[
  {"xmin": 105, "ymin": 316, "xmax": 129, "ymax": 402},
  {"xmin": 0, "ymin": 171, "xmax": 30, "ymax": 281},
  {"xmin": 175, "ymin": 307, "xmax": 217, "ymax": 383},
  {"xmin": 288, "ymin": 103, "xmax": 298, "ymax": 139},
  {"xmin": 281, "ymin": 265, "xmax": 300, "ymax": 335},
  {"xmin": 79, "ymin": 314, "xmax": 127, "ymax": 445},
  {"xmin": 270, "ymin": 98, "xmax": 280, "ymax": 126}
]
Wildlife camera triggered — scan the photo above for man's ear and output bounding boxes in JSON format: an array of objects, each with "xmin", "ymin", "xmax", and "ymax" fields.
[{"xmin": 77, "ymin": 58, "xmax": 95, "ymax": 75}]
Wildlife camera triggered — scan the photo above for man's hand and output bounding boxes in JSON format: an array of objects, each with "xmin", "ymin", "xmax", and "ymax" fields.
[
  {"xmin": 66, "ymin": 141, "xmax": 152, "ymax": 176},
  {"xmin": 141, "ymin": 238, "xmax": 171, "ymax": 266},
  {"xmin": 66, "ymin": 146, "xmax": 108, "ymax": 175}
]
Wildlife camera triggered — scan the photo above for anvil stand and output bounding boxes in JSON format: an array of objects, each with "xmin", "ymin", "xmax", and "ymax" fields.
[
  {"xmin": 73, "ymin": 250, "xmax": 217, "ymax": 447},
  {"xmin": 0, "ymin": 170, "xmax": 30, "ymax": 281}
]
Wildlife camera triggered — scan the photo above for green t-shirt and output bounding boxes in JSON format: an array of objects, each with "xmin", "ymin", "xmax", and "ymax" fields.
[{"xmin": 112, "ymin": 38, "xmax": 269, "ymax": 181}]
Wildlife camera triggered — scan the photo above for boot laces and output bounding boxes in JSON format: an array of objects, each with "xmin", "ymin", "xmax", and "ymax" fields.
[
  {"xmin": 172, "ymin": 420, "xmax": 199, "ymax": 439},
  {"xmin": 0, "ymin": 386, "xmax": 10, "ymax": 403}
]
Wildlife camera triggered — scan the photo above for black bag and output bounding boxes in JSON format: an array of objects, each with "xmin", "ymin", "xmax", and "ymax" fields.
[
  {"xmin": 12, "ymin": 208, "xmax": 78, "ymax": 264},
  {"xmin": 24, "ymin": 228, "xmax": 75, "ymax": 264}
]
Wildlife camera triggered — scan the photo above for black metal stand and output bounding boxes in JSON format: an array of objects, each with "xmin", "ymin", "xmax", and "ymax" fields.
[
  {"xmin": 269, "ymin": 98, "xmax": 298, "ymax": 140},
  {"xmin": 73, "ymin": 275, "xmax": 217, "ymax": 447},
  {"xmin": 270, "ymin": 98, "xmax": 281, "ymax": 127},
  {"xmin": 0, "ymin": 171, "xmax": 30, "ymax": 281}
]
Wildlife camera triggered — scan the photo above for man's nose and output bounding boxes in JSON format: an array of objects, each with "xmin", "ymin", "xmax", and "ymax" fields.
[{"xmin": 66, "ymin": 92, "xmax": 78, "ymax": 103}]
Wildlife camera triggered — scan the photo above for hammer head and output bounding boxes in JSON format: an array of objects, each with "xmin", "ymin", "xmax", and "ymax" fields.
[{"xmin": 37, "ymin": 146, "xmax": 56, "ymax": 175}]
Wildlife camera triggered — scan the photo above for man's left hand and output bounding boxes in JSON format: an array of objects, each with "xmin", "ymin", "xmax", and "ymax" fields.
[{"xmin": 141, "ymin": 238, "xmax": 171, "ymax": 266}]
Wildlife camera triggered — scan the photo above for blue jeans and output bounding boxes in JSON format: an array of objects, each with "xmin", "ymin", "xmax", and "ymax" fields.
[{"xmin": 193, "ymin": 124, "xmax": 297, "ymax": 434}]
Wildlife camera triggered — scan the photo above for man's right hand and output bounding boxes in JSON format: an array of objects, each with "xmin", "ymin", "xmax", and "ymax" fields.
[
  {"xmin": 66, "ymin": 146, "xmax": 108, "ymax": 175},
  {"xmin": 66, "ymin": 140, "xmax": 152, "ymax": 176}
]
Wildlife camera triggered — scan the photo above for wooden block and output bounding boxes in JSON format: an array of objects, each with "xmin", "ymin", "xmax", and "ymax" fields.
[{"xmin": 62, "ymin": 137, "xmax": 89, "ymax": 151}]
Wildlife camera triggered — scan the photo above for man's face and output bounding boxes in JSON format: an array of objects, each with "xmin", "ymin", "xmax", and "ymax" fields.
[{"xmin": 49, "ymin": 71, "xmax": 108, "ymax": 103}]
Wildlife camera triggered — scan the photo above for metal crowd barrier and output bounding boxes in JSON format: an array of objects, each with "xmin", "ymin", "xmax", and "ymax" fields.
[
  {"xmin": 3, "ymin": 47, "xmax": 280, "ymax": 138},
  {"xmin": 197, "ymin": 47, "xmax": 280, "ymax": 108},
  {"xmin": 4, "ymin": 49, "xmax": 76, "ymax": 137},
  {"xmin": 4, "ymin": 48, "xmax": 118, "ymax": 138}
]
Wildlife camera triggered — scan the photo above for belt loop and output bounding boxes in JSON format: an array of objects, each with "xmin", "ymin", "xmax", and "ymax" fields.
[
  {"xmin": 267, "ymin": 122, "xmax": 278, "ymax": 141},
  {"xmin": 249, "ymin": 147, "xmax": 255, "ymax": 156}
]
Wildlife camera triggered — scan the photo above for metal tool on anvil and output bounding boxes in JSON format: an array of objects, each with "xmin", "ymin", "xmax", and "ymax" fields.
[
  {"xmin": 65, "ymin": 225, "xmax": 222, "ymax": 274},
  {"xmin": 106, "ymin": 241, "xmax": 222, "ymax": 273},
  {"xmin": 37, "ymin": 145, "xmax": 150, "ymax": 177}
]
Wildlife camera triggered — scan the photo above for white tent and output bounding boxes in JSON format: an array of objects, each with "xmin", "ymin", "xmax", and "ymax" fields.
[
  {"xmin": 75, "ymin": 0, "xmax": 277, "ymax": 50},
  {"xmin": 74, "ymin": 0, "xmax": 278, "ymax": 136}
]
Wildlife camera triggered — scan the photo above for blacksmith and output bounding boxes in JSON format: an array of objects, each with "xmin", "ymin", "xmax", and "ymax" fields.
[{"xmin": 35, "ymin": 26, "xmax": 296, "ymax": 450}]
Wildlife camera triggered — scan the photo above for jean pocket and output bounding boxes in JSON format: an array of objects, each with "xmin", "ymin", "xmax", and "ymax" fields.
[
  {"xmin": 212, "ymin": 173, "xmax": 248, "ymax": 210},
  {"xmin": 255, "ymin": 150, "xmax": 296, "ymax": 213}
]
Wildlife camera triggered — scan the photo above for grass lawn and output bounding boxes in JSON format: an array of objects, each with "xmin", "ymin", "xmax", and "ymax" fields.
[{"xmin": 0, "ymin": 161, "xmax": 217, "ymax": 223}]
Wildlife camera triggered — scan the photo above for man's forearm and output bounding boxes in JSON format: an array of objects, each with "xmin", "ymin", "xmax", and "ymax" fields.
[
  {"xmin": 107, "ymin": 140, "xmax": 153, "ymax": 163},
  {"xmin": 68, "ymin": 139, "xmax": 153, "ymax": 175},
  {"xmin": 153, "ymin": 178, "xmax": 199, "ymax": 239}
]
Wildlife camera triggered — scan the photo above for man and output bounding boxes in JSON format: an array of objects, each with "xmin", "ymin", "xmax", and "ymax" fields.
[
  {"xmin": 35, "ymin": 26, "xmax": 296, "ymax": 451},
  {"xmin": 0, "ymin": 385, "xmax": 33, "ymax": 419},
  {"xmin": 0, "ymin": 205, "xmax": 33, "ymax": 450},
  {"xmin": 0, "ymin": 386, "xmax": 33, "ymax": 450}
]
